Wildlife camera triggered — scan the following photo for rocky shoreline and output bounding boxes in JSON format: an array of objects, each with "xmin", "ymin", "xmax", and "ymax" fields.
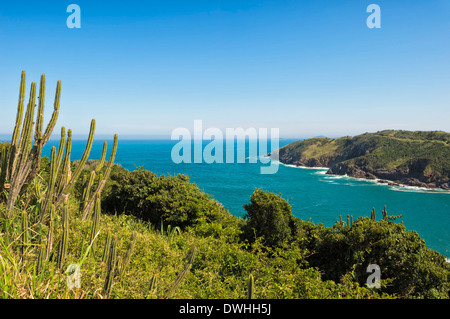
[
  {"xmin": 326, "ymin": 162, "xmax": 450, "ymax": 191},
  {"xmin": 269, "ymin": 150, "xmax": 450, "ymax": 191}
]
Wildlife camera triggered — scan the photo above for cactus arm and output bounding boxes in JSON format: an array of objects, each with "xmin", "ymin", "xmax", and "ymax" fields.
[
  {"xmin": 95, "ymin": 141, "xmax": 108, "ymax": 172},
  {"xmin": 41, "ymin": 80, "xmax": 61, "ymax": 145},
  {"xmin": 81, "ymin": 134, "xmax": 118, "ymax": 220},
  {"xmin": 55, "ymin": 119, "xmax": 95, "ymax": 208}
]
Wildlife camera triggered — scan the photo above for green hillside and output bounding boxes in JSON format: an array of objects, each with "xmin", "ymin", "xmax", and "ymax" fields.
[{"xmin": 275, "ymin": 130, "xmax": 450, "ymax": 190}]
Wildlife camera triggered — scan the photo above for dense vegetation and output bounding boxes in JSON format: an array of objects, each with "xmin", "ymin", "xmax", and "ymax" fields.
[
  {"xmin": 0, "ymin": 72, "xmax": 449, "ymax": 299},
  {"xmin": 3, "ymin": 158, "xmax": 450, "ymax": 298},
  {"xmin": 275, "ymin": 130, "xmax": 450, "ymax": 189}
]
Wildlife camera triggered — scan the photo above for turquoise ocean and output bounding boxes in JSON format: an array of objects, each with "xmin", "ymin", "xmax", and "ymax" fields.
[{"xmin": 41, "ymin": 138, "xmax": 450, "ymax": 259}]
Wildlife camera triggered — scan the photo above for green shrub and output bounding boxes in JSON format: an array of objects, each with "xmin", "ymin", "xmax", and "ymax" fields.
[
  {"xmin": 102, "ymin": 166, "xmax": 231, "ymax": 229},
  {"xmin": 305, "ymin": 217, "xmax": 450, "ymax": 298},
  {"xmin": 242, "ymin": 188, "xmax": 299, "ymax": 248}
]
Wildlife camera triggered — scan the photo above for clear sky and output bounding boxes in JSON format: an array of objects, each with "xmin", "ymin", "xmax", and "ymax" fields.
[{"xmin": 0, "ymin": 0, "xmax": 449, "ymax": 139}]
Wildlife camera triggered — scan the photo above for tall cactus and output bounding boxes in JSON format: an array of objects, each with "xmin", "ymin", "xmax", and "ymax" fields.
[
  {"xmin": 4, "ymin": 72, "xmax": 61, "ymax": 215},
  {"xmin": 370, "ymin": 207, "xmax": 376, "ymax": 221}
]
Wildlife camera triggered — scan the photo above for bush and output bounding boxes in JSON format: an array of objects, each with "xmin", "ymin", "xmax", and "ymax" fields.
[
  {"xmin": 102, "ymin": 166, "xmax": 231, "ymax": 229},
  {"xmin": 242, "ymin": 188, "xmax": 299, "ymax": 248},
  {"xmin": 305, "ymin": 217, "xmax": 450, "ymax": 298}
]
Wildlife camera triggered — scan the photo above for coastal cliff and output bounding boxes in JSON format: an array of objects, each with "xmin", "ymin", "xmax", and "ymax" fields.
[{"xmin": 272, "ymin": 130, "xmax": 450, "ymax": 190}]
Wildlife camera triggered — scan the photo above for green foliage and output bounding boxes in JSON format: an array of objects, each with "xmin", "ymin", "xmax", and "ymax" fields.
[
  {"xmin": 305, "ymin": 216, "xmax": 450, "ymax": 298},
  {"xmin": 242, "ymin": 188, "xmax": 299, "ymax": 248},
  {"xmin": 102, "ymin": 166, "xmax": 231, "ymax": 229}
]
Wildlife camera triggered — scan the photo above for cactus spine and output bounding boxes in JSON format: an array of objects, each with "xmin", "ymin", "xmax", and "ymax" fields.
[{"xmin": 247, "ymin": 273, "xmax": 255, "ymax": 299}]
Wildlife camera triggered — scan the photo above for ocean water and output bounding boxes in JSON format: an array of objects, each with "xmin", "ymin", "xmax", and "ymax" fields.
[{"xmin": 41, "ymin": 138, "xmax": 450, "ymax": 258}]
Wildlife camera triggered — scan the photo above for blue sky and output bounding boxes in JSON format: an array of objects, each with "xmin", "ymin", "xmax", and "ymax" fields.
[{"xmin": 0, "ymin": 0, "xmax": 449, "ymax": 139}]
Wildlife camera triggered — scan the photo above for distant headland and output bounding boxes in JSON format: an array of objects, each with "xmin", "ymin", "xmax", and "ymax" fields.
[{"xmin": 271, "ymin": 130, "xmax": 450, "ymax": 190}]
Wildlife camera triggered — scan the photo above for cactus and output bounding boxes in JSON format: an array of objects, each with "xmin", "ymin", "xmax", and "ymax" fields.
[
  {"xmin": 54, "ymin": 119, "xmax": 96, "ymax": 209},
  {"xmin": 81, "ymin": 134, "xmax": 118, "ymax": 220},
  {"xmin": 164, "ymin": 246, "xmax": 197, "ymax": 298},
  {"xmin": 35, "ymin": 243, "xmax": 46, "ymax": 275},
  {"xmin": 45, "ymin": 205, "xmax": 56, "ymax": 259},
  {"xmin": 103, "ymin": 235, "xmax": 118, "ymax": 298},
  {"xmin": 88, "ymin": 193, "xmax": 101, "ymax": 252},
  {"xmin": 56, "ymin": 203, "xmax": 69, "ymax": 269},
  {"xmin": 382, "ymin": 205, "xmax": 387, "ymax": 220},
  {"xmin": 4, "ymin": 72, "xmax": 61, "ymax": 216},
  {"xmin": 101, "ymin": 231, "xmax": 112, "ymax": 264},
  {"xmin": 39, "ymin": 146, "xmax": 58, "ymax": 222},
  {"xmin": 147, "ymin": 274, "xmax": 157, "ymax": 298},
  {"xmin": 21, "ymin": 210, "xmax": 29, "ymax": 256},
  {"xmin": 54, "ymin": 129, "xmax": 73, "ymax": 196},
  {"xmin": 350, "ymin": 215, "xmax": 353, "ymax": 227},
  {"xmin": 95, "ymin": 141, "xmax": 108, "ymax": 172},
  {"xmin": 118, "ymin": 231, "xmax": 137, "ymax": 279},
  {"xmin": 0, "ymin": 143, "xmax": 8, "ymax": 191},
  {"xmin": 81, "ymin": 171, "xmax": 96, "ymax": 212},
  {"xmin": 247, "ymin": 273, "xmax": 255, "ymax": 299},
  {"xmin": 347, "ymin": 214, "xmax": 350, "ymax": 227},
  {"xmin": 370, "ymin": 207, "xmax": 376, "ymax": 221}
]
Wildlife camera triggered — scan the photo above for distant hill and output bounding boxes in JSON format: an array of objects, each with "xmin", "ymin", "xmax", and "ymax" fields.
[{"xmin": 272, "ymin": 130, "xmax": 450, "ymax": 190}]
